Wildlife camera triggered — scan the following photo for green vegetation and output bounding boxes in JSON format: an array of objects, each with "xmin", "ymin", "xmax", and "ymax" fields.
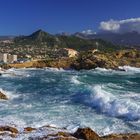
[{"xmin": 13, "ymin": 30, "xmax": 123, "ymax": 52}]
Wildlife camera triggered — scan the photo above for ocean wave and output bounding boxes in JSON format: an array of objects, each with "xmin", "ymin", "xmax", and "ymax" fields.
[
  {"xmin": 119, "ymin": 66, "xmax": 140, "ymax": 73},
  {"xmin": 78, "ymin": 85, "xmax": 140, "ymax": 121},
  {"xmin": 87, "ymin": 66, "xmax": 140, "ymax": 76},
  {"xmin": 95, "ymin": 67, "xmax": 113, "ymax": 72},
  {"xmin": 45, "ymin": 67, "xmax": 65, "ymax": 72},
  {"xmin": 5, "ymin": 68, "xmax": 31, "ymax": 77},
  {"xmin": 70, "ymin": 75, "xmax": 81, "ymax": 85}
]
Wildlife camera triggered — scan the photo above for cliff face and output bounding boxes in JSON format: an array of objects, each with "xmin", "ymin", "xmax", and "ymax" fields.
[
  {"xmin": 72, "ymin": 49, "xmax": 140, "ymax": 70},
  {"xmin": 9, "ymin": 58, "xmax": 75, "ymax": 69}
]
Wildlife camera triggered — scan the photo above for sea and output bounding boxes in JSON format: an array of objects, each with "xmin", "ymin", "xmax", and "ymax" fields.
[{"xmin": 0, "ymin": 66, "xmax": 140, "ymax": 139}]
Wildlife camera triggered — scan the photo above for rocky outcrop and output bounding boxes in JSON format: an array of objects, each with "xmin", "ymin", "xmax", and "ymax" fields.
[
  {"xmin": 0, "ymin": 125, "xmax": 140, "ymax": 140},
  {"xmin": 6, "ymin": 49, "xmax": 140, "ymax": 70},
  {"xmin": 24, "ymin": 127, "xmax": 36, "ymax": 133},
  {"xmin": 73, "ymin": 127, "xmax": 100, "ymax": 140},
  {"xmin": 0, "ymin": 126, "xmax": 18, "ymax": 139},
  {"xmin": 0, "ymin": 91, "xmax": 8, "ymax": 100},
  {"xmin": 72, "ymin": 51, "xmax": 119, "ymax": 70},
  {"xmin": 101, "ymin": 133, "xmax": 140, "ymax": 140},
  {"xmin": 31, "ymin": 132, "xmax": 78, "ymax": 140},
  {"xmin": 72, "ymin": 49, "xmax": 140, "ymax": 70},
  {"xmin": 0, "ymin": 126, "xmax": 18, "ymax": 134},
  {"xmin": 9, "ymin": 58, "xmax": 75, "ymax": 69}
]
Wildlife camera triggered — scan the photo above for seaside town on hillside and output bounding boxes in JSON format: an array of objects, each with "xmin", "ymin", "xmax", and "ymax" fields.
[{"xmin": 0, "ymin": 45, "xmax": 78, "ymax": 64}]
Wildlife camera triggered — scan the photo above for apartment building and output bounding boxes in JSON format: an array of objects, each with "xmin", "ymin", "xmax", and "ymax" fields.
[{"xmin": 0, "ymin": 53, "xmax": 17, "ymax": 63}]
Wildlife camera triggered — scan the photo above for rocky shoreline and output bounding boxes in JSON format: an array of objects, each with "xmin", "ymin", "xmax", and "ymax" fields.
[
  {"xmin": 2, "ymin": 49, "xmax": 139, "ymax": 71},
  {"xmin": 1, "ymin": 92, "xmax": 140, "ymax": 140},
  {"xmin": 0, "ymin": 49, "xmax": 140, "ymax": 139},
  {"xmin": 0, "ymin": 125, "xmax": 140, "ymax": 140}
]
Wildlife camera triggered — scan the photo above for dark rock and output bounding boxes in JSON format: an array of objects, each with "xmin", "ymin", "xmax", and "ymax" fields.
[
  {"xmin": 0, "ymin": 126, "xmax": 19, "ymax": 134},
  {"xmin": 0, "ymin": 91, "xmax": 8, "ymax": 100},
  {"xmin": 73, "ymin": 127, "xmax": 101, "ymax": 140},
  {"xmin": 29, "ymin": 131, "xmax": 77, "ymax": 140},
  {"xmin": 24, "ymin": 127, "xmax": 36, "ymax": 133},
  {"xmin": 0, "ymin": 132, "xmax": 17, "ymax": 138},
  {"xmin": 101, "ymin": 133, "xmax": 140, "ymax": 140}
]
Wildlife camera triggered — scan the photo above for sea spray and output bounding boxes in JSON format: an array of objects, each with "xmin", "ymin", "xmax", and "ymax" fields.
[{"xmin": 0, "ymin": 66, "xmax": 140, "ymax": 137}]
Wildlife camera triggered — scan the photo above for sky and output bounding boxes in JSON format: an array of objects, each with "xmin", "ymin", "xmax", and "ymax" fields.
[{"xmin": 0, "ymin": 0, "xmax": 140, "ymax": 35}]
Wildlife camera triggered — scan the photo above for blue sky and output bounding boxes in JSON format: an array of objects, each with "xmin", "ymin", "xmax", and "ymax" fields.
[{"xmin": 0, "ymin": 0, "xmax": 140, "ymax": 35}]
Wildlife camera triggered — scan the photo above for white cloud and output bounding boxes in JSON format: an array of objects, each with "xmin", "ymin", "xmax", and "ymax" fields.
[
  {"xmin": 82, "ymin": 29, "xmax": 96, "ymax": 35},
  {"xmin": 99, "ymin": 18, "xmax": 140, "ymax": 33}
]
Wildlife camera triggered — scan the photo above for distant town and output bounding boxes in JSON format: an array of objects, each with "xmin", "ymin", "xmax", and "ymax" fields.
[{"xmin": 0, "ymin": 39, "xmax": 79, "ymax": 64}]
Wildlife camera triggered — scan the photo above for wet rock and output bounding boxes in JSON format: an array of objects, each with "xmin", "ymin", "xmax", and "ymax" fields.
[
  {"xmin": 0, "ymin": 91, "xmax": 8, "ymax": 100},
  {"xmin": 0, "ymin": 132, "xmax": 17, "ymax": 138},
  {"xmin": 73, "ymin": 127, "xmax": 101, "ymax": 140},
  {"xmin": 0, "ymin": 126, "xmax": 18, "ymax": 134},
  {"xmin": 24, "ymin": 127, "xmax": 36, "ymax": 133},
  {"xmin": 101, "ymin": 133, "xmax": 140, "ymax": 140},
  {"xmin": 29, "ymin": 131, "xmax": 78, "ymax": 140}
]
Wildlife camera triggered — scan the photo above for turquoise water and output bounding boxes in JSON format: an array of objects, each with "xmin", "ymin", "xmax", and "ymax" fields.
[{"xmin": 0, "ymin": 66, "xmax": 140, "ymax": 136}]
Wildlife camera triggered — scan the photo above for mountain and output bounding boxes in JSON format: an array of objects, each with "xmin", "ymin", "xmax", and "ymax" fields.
[
  {"xmin": 13, "ymin": 29, "xmax": 122, "ymax": 52},
  {"xmin": 74, "ymin": 31, "xmax": 140, "ymax": 46},
  {"xmin": 14, "ymin": 29, "xmax": 57, "ymax": 46}
]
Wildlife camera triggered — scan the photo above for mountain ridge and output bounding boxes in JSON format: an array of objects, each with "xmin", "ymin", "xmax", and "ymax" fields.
[
  {"xmin": 13, "ymin": 29, "xmax": 122, "ymax": 52},
  {"xmin": 74, "ymin": 31, "xmax": 140, "ymax": 46}
]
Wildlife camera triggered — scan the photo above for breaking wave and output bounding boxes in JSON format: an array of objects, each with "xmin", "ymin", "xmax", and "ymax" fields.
[
  {"xmin": 70, "ymin": 75, "xmax": 81, "ymax": 85},
  {"xmin": 45, "ymin": 67, "xmax": 65, "ymax": 72},
  {"xmin": 79, "ymin": 85, "xmax": 140, "ymax": 121},
  {"xmin": 0, "ymin": 88, "xmax": 20, "ymax": 100},
  {"xmin": 119, "ymin": 66, "xmax": 140, "ymax": 73}
]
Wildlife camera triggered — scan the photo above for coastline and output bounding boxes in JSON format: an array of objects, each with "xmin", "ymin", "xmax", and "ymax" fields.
[
  {"xmin": 1, "ymin": 49, "xmax": 139, "ymax": 71},
  {"xmin": 0, "ymin": 67, "xmax": 140, "ymax": 140},
  {"xmin": 0, "ymin": 124, "xmax": 140, "ymax": 140}
]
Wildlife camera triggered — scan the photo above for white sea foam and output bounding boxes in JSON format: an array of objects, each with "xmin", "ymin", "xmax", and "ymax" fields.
[
  {"xmin": 0, "ymin": 67, "xmax": 140, "ymax": 139},
  {"xmin": 119, "ymin": 66, "xmax": 140, "ymax": 73},
  {"xmin": 84, "ymin": 85, "xmax": 140, "ymax": 121},
  {"xmin": 0, "ymin": 88, "xmax": 20, "ymax": 100},
  {"xmin": 95, "ymin": 66, "xmax": 140, "ymax": 73},
  {"xmin": 106, "ymin": 83, "xmax": 123, "ymax": 89},
  {"xmin": 2, "ymin": 68, "xmax": 31, "ymax": 77},
  {"xmin": 45, "ymin": 67, "xmax": 65, "ymax": 72},
  {"xmin": 95, "ymin": 67, "xmax": 112, "ymax": 72},
  {"xmin": 70, "ymin": 75, "xmax": 81, "ymax": 85}
]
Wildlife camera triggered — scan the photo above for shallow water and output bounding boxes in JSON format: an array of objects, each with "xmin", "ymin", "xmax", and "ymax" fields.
[{"xmin": 0, "ymin": 66, "xmax": 140, "ymax": 137}]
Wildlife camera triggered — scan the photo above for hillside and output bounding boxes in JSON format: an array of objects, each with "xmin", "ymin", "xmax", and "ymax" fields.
[
  {"xmin": 75, "ymin": 31, "xmax": 140, "ymax": 46},
  {"xmin": 13, "ymin": 30, "xmax": 122, "ymax": 52}
]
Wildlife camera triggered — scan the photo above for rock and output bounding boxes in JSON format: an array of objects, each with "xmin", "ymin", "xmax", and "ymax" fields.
[
  {"xmin": 24, "ymin": 127, "xmax": 36, "ymax": 133},
  {"xmin": 29, "ymin": 131, "xmax": 78, "ymax": 140},
  {"xmin": 0, "ymin": 132, "xmax": 17, "ymax": 138},
  {"xmin": 101, "ymin": 133, "xmax": 140, "ymax": 140},
  {"xmin": 51, "ymin": 132, "xmax": 77, "ymax": 140},
  {"xmin": 0, "ymin": 126, "xmax": 19, "ymax": 134},
  {"xmin": 73, "ymin": 127, "xmax": 101, "ymax": 140},
  {"xmin": 0, "ymin": 91, "xmax": 8, "ymax": 100}
]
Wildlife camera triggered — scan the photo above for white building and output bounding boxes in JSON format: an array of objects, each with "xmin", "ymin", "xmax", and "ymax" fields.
[
  {"xmin": 7, "ymin": 54, "xmax": 17, "ymax": 63},
  {"xmin": 58, "ymin": 48, "xmax": 78, "ymax": 58},
  {"xmin": 0, "ymin": 53, "xmax": 8, "ymax": 63},
  {"xmin": 0, "ymin": 53, "xmax": 17, "ymax": 63}
]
